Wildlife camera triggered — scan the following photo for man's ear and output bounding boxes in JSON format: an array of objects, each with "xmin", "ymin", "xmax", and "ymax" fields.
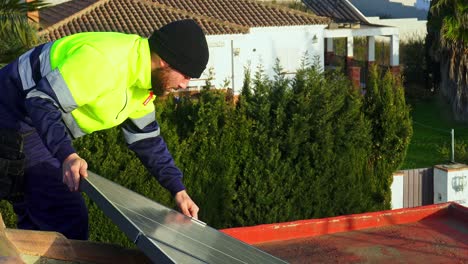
[
  {"xmin": 151, "ymin": 53, "xmax": 164, "ymax": 70},
  {"xmin": 159, "ymin": 58, "xmax": 169, "ymax": 68}
]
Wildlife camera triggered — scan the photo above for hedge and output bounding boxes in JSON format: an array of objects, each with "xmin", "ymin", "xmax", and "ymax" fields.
[{"xmin": 0, "ymin": 65, "xmax": 412, "ymax": 248}]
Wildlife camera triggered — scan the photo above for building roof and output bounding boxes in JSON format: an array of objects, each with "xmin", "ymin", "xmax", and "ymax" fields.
[
  {"xmin": 2, "ymin": 202, "xmax": 466, "ymax": 263},
  {"xmin": 38, "ymin": 0, "xmax": 330, "ymax": 41},
  {"xmin": 39, "ymin": 0, "xmax": 249, "ymax": 41},
  {"xmin": 222, "ymin": 202, "xmax": 468, "ymax": 263},
  {"xmin": 302, "ymin": 0, "xmax": 369, "ymax": 24},
  {"xmin": 151, "ymin": 0, "xmax": 330, "ymax": 27},
  {"xmin": 38, "ymin": 0, "xmax": 97, "ymax": 28}
]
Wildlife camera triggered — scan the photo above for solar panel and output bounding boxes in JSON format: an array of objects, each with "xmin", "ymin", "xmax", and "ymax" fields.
[{"xmin": 80, "ymin": 171, "xmax": 288, "ymax": 264}]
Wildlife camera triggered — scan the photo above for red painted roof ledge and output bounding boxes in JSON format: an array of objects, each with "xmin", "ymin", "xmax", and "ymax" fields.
[{"xmin": 221, "ymin": 202, "xmax": 468, "ymax": 263}]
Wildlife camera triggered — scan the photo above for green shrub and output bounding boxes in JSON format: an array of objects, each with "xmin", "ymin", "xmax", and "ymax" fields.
[
  {"xmin": 400, "ymin": 37, "xmax": 427, "ymax": 85},
  {"xmin": 1, "ymin": 64, "xmax": 412, "ymax": 248},
  {"xmin": 439, "ymin": 140, "xmax": 468, "ymax": 165},
  {"xmin": 73, "ymin": 127, "xmax": 173, "ymax": 247},
  {"xmin": 363, "ymin": 65, "xmax": 413, "ymax": 208},
  {"xmin": 0, "ymin": 200, "xmax": 16, "ymax": 228}
]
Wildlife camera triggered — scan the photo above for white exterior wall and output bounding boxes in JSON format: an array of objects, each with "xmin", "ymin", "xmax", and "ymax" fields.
[
  {"xmin": 389, "ymin": 0, "xmax": 416, "ymax": 6},
  {"xmin": 349, "ymin": 0, "xmax": 429, "ymax": 20},
  {"xmin": 189, "ymin": 34, "xmax": 243, "ymax": 90},
  {"xmin": 191, "ymin": 25, "xmax": 326, "ymax": 94},
  {"xmin": 415, "ymin": 0, "xmax": 431, "ymax": 11},
  {"xmin": 434, "ymin": 164, "xmax": 468, "ymax": 206},
  {"xmin": 391, "ymin": 172, "xmax": 404, "ymax": 209},
  {"xmin": 233, "ymin": 26, "xmax": 325, "ymax": 93},
  {"xmin": 388, "ymin": 0, "xmax": 431, "ymax": 11},
  {"xmin": 367, "ymin": 17, "xmax": 427, "ymax": 41},
  {"xmin": 43, "ymin": 0, "xmax": 72, "ymax": 5}
]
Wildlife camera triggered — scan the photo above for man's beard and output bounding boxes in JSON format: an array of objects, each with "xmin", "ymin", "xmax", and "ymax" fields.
[{"xmin": 151, "ymin": 66, "xmax": 172, "ymax": 96}]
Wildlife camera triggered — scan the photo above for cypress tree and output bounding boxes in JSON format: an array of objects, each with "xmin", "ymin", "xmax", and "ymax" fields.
[
  {"xmin": 67, "ymin": 63, "xmax": 412, "ymax": 245},
  {"xmin": 285, "ymin": 67, "xmax": 373, "ymax": 217},
  {"xmin": 363, "ymin": 66, "xmax": 413, "ymax": 209}
]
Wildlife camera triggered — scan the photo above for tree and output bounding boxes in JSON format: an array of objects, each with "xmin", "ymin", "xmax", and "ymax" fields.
[
  {"xmin": 0, "ymin": 0, "xmax": 47, "ymax": 65},
  {"xmin": 64, "ymin": 65, "xmax": 412, "ymax": 244},
  {"xmin": 363, "ymin": 66, "xmax": 413, "ymax": 209},
  {"xmin": 426, "ymin": 0, "xmax": 468, "ymax": 120}
]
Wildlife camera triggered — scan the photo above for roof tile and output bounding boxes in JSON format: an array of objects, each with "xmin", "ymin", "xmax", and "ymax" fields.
[
  {"xmin": 40, "ymin": 0, "xmax": 249, "ymax": 41},
  {"xmin": 38, "ymin": 0, "xmax": 98, "ymax": 28},
  {"xmin": 152, "ymin": 0, "xmax": 330, "ymax": 27},
  {"xmin": 39, "ymin": 0, "xmax": 331, "ymax": 41}
]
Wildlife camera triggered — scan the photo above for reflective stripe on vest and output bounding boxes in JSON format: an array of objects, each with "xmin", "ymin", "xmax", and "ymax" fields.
[
  {"xmin": 18, "ymin": 48, "xmax": 35, "ymax": 90},
  {"xmin": 18, "ymin": 42, "xmax": 53, "ymax": 91},
  {"xmin": 122, "ymin": 111, "xmax": 160, "ymax": 144},
  {"xmin": 131, "ymin": 111, "xmax": 156, "ymax": 130},
  {"xmin": 44, "ymin": 69, "xmax": 78, "ymax": 113},
  {"xmin": 122, "ymin": 126, "xmax": 160, "ymax": 145},
  {"xmin": 62, "ymin": 112, "xmax": 87, "ymax": 139},
  {"xmin": 17, "ymin": 42, "xmax": 85, "ymax": 138}
]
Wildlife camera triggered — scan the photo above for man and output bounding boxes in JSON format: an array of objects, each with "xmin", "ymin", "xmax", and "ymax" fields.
[{"xmin": 0, "ymin": 19, "xmax": 209, "ymax": 240}]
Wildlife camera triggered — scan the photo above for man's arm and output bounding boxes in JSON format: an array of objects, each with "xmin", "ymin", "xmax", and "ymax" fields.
[
  {"xmin": 62, "ymin": 153, "xmax": 88, "ymax": 191},
  {"xmin": 25, "ymin": 94, "xmax": 76, "ymax": 162},
  {"xmin": 122, "ymin": 117, "xmax": 199, "ymax": 219},
  {"xmin": 174, "ymin": 190, "xmax": 199, "ymax": 219},
  {"xmin": 24, "ymin": 89, "xmax": 87, "ymax": 192},
  {"xmin": 20, "ymin": 43, "xmax": 118, "ymax": 192}
]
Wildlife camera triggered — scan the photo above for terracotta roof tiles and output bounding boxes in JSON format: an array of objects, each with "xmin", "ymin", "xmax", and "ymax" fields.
[
  {"xmin": 39, "ymin": 0, "xmax": 330, "ymax": 41},
  {"xmin": 38, "ymin": 0, "xmax": 98, "ymax": 28},
  {"xmin": 152, "ymin": 0, "xmax": 330, "ymax": 27},
  {"xmin": 40, "ymin": 0, "xmax": 249, "ymax": 41}
]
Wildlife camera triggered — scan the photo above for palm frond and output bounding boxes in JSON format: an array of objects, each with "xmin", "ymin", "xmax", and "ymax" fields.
[
  {"xmin": 0, "ymin": 0, "xmax": 48, "ymax": 13},
  {"xmin": 0, "ymin": 0, "xmax": 48, "ymax": 29},
  {"xmin": 0, "ymin": 0, "xmax": 47, "ymax": 64}
]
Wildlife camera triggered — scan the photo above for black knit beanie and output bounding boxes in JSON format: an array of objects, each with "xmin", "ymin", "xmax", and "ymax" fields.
[{"xmin": 148, "ymin": 19, "xmax": 209, "ymax": 78}]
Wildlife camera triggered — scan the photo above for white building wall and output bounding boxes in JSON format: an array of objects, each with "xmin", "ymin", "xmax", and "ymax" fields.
[
  {"xmin": 192, "ymin": 25, "xmax": 326, "ymax": 94},
  {"xmin": 367, "ymin": 17, "xmax": 427, "ymax": 41},
  {"xmin": 389, "ymin": 0, "xmax": 416, "ymax": 7},
  {"xmin": 388, "ymin": 0, "xmax": 431, "ymax": 11},
  {"xmin": 42, "ymin": 0, "xmax": 72, "ymax": 5},
  {"xmin": 190, "ymin": 34, "xmax": 243, "ymax": 90},
  {"xmin": 233, "ymin": 25, "xmax": 325, "ymax": 93},
  {"xmin": 415, "ymin": 0, "xmax": 431, "ymax": 11},
  {"xmin": 349, "ymin": 0, "xmax": 429, "ymax": 20},
  {"xmin": 391, "ymin": 172, "xmax": 404, "ymax": 209},
  {"xmin": 434, "ymin": 164, "xmax": 468, "ymax": 207}
]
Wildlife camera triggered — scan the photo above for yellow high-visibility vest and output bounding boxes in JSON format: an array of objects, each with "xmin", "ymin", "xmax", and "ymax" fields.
[{"xmin": 49, "ymin": 32, "xmax": 155, "ymax": 134}]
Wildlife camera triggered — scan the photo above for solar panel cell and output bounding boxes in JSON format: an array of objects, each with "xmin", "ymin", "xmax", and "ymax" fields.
[{"xmin": 81, "ymin": 171, "xmax": 288, "ymax": 264}]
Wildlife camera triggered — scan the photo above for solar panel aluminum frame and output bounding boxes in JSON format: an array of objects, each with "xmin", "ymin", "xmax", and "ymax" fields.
[
  {"xmin": 80, "ymin": 171, "xmax": 288, "ymax": 264},
  {"xmin": 80, "ymin": 172, "xmax": 175, "ymax": 263}
]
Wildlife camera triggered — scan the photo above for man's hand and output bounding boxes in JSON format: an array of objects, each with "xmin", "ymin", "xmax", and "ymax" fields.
[
  {"xmin": 175, "ymin": 190, "xmax": 199, "ymax": 219},
  {"xmin": 62, "ymin": 153, "xmax": 88, "ymax": 192}
]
